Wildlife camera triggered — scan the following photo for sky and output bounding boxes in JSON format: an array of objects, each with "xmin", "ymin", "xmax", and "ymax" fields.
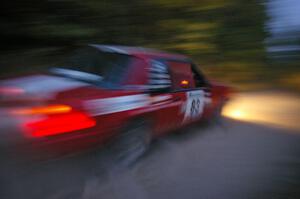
[{"xmin": 267, "ymin": 0, "xmax": 300, "ymax": 34}]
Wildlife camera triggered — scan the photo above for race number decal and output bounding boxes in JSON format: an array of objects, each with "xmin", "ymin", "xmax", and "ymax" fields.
[{"xmin": 183, "ymin": 90, "xmax": 206, "ymax": 122}]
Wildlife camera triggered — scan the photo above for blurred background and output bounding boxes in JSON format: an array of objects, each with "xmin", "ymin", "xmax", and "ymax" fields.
[
  {"xmin": 0, "ymin": 0, "xmax": 299, "ymax": 92},
  {"xmin": 1, "ymin": 1, "xmax": 300, "ymax": 199}
]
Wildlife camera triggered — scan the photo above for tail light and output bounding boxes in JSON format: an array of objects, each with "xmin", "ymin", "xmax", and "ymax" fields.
[{"xmin": 11, "ymin": 105, "xmax": 96, "ymax": 137}]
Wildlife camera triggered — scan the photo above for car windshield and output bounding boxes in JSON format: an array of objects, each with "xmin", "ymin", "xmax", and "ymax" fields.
[{"xmin": 52, "ymin": 47, "xmax": 132, "ymax": 85}]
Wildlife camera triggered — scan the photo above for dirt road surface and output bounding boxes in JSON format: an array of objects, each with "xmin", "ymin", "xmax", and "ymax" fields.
[{"xmin": 2, "ymin": 91, "xmax": 300, "ymax": 199}]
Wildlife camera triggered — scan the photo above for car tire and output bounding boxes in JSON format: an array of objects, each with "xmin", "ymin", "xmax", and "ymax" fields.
[{"xmin": 108, "ymin": 119, "xmax": 152, "ymax": 167}]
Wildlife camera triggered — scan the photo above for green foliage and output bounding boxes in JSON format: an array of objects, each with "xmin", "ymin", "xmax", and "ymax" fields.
[{"xmin": 0, "ymin": 0, "xmax": 276, "ymax": 90}]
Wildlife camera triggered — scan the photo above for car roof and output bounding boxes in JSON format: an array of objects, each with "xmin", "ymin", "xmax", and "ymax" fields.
[{"xmin": 89, "ymin": 44, "xmax": 189, "ymax": 61}]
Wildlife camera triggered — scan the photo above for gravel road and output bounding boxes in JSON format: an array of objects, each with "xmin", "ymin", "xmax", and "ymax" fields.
[{"xmin": 2, "ymin": 91, "xmax": 300, "ymax": 199}]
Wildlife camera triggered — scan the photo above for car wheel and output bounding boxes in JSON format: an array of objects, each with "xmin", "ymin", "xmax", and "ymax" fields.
[{"xmin": 108, "ymin": 119, "xmax": 151, "ymax": 167}]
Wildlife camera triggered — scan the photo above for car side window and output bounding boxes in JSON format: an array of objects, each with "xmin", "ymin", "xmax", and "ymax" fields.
[
  {"xmin": 57, "ymin": 46, "xmax": 133, "ymax": 85},
  {"xmin": 148, "ymin": 60, "xmax": 171, "ymax": 92},
  {"xmin": 191, "ymin": 64, "xmax": 208, "ymax": 88}
]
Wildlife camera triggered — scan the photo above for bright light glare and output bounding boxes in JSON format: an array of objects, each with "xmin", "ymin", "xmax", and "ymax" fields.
[
  {"xmin": 229, "ymin": 110, "xmax": 244, "ymax": 119},
  {"xmin": 222, "ymin": 92, "xmax": 300, "ymax": 130}
]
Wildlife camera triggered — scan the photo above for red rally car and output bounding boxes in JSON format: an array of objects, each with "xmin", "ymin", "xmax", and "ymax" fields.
[{"xmin": 0, "ymin": 45, "xmax": 231, "ymax": 161}]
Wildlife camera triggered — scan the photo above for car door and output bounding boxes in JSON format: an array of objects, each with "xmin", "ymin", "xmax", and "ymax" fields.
[
  {"xmin": 189, "ymin": 63, "xmax": 212, "ymax": 121},
  {"xmin": 168, "ymin": 60, "xmax": 212, "ymax": 125},
  {"xmin": 148, "ymin": 59, "xmax": 185, "ymax": 136}
]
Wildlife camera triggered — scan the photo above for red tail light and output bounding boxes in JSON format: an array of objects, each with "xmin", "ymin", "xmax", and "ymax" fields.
[{"xmin": 12, "ymin": 105, "xmax": 96, "ymax": 137}]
